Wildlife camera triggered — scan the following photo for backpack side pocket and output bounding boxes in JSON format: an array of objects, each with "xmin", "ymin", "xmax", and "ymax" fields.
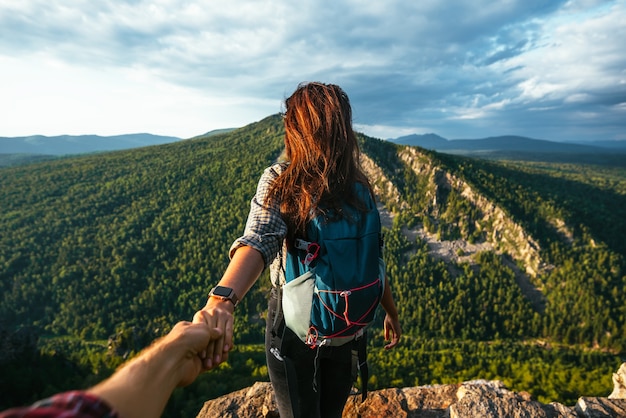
[{"xmin": 282, "ymin": 269, "xmax": 315, "ymax": 342}]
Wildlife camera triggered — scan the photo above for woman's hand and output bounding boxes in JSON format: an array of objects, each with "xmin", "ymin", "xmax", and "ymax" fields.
[
  {"xmin": 193, "ymin": 298, "xmax": 235, "ymax": 370},
  {"xmin": 192, "ymin": 246, "xmax": 265, "ymax": 369},
  {"xmin": 383, "ymin": 312, "xmax": 401, "ymax": 350}
]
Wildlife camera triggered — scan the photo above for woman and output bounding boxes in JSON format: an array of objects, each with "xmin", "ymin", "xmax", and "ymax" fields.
[{"xmin": 195, "ymin": 82, "xmax": 401, "ymax": 418}]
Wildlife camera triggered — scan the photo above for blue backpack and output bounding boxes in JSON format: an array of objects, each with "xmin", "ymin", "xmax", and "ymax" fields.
[{"xmin": 281, "ymin": 183, "xmax": 385, "ymax": 347}]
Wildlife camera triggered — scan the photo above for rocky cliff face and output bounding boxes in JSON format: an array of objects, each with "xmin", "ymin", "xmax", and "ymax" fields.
[
  {"xmin": 362, "ymin": 146, "xmax": 551, "ymax": 312},
  {"xmin": 196, "ymin": 363, "xmax": 626, "ymax": 418},
  {"xmin": 397, "ymin": 146, "xmax": 547, "ymax": 278}
]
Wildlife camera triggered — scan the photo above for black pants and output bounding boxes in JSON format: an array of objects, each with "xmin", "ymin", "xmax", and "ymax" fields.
[{"xmin": 265, "ymin": 287, "xmax": 354, "ymax": 418}]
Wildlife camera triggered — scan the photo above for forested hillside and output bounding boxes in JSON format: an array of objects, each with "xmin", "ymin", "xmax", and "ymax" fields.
[{"xmin": 1, "ymin": 115, "xmax": 624, "ymax": 416}]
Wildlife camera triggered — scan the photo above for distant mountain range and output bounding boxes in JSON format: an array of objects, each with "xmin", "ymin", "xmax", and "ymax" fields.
[
  {"xmin": 0, "ymin": 133, "xmax": 183, "ymax": 156},
  {"xmin": 3, "ymin": 129, "xmax": 625, "ymax": 158},
  {"xmin": 390, "ymin": 133, "xmax": 626, "ymax": 154}
]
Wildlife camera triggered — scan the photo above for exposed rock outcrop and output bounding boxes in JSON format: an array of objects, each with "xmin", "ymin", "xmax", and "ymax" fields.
[
  {"xmin": 196, "ymin": 363, "xmax": 626, "ymax": 418},
  {"xmin": 398, "ymin": 146, "xmax": 546, "ymax": 278},
  {"xmin": 364, "ymin": 145, "xmax": 550, "ymax": 311},
  {"xmin": 610, "ymin": 363, "xmax": 626, "ymax": 400},
  {"xmin": 361, "ymin": 154, "xmax": 407, "ymax": 213}
]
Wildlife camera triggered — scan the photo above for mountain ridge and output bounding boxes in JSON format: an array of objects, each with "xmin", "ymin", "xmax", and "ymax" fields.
[
  {"xmin": 390, "ymin": 133, "xmax": 626, "ymax": 154},
  {"xmin": 4, "ymin": 128, "xmax": 626, "ymax": 159},
  {"xmin": 0, "ymin": 132, "xmax": 183, "ymax": 155}
]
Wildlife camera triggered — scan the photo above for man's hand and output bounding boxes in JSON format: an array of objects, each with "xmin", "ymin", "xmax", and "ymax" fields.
[
  {"xmin": 164, "ymin": 321, "xmax": 224, "ymax": 386},
  {"xmin": 86, "ymin": 321, "xmax": 223, "ymax": 418}
]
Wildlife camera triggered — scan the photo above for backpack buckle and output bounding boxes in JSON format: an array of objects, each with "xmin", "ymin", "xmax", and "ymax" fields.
[
  {"xmin": 294, "ymin": 238, "xmax": 311, "ymax": 251},
  {"xmin": 294, "ymin": 238, "xmax": 320, "ymax": 266}
]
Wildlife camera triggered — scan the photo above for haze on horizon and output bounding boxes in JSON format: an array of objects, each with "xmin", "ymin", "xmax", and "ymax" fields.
[{"xmin": 0, "ymin": 0, "xmax": 625, "ymax": 143}]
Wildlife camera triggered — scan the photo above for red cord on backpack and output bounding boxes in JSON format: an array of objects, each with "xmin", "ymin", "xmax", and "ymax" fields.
[
  {"xmin": 303, "ymin": 242, "xmax": 320, "ymax": 266},
  {"xmin": 315, "ymin": 278, "xmax": 382, "ymax": 337},
  {"xmin": 340, "ymin": 290, "xmax": 352, "ymax": 325},
  {"xmin": 306, "ymin": 327, "xmax": 319, "ymax": 348}
]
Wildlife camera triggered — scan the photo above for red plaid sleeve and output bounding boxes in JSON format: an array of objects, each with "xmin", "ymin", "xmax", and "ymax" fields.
[{"xmin": 0, "ymin": 391, "xmax": 119, "ymax": 418}]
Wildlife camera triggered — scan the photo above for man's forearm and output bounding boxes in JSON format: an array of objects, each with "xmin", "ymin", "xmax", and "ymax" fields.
[{"xmin": 88, "ymin": 338, "xmax": 184, "ymax": 418}]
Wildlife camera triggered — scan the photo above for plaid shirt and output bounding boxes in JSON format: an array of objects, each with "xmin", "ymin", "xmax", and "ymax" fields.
[
  {"xmin": 230, "ymin": 163, "xmax": 289, "ymax": 286},
  {"xmin": 0, "ymin": 391, "xmax": 118, "ymax": 418}
]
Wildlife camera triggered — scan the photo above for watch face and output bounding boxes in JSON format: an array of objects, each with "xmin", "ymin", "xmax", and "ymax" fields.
[{"xmin": 213, "ymin": 286, "xmax": 232, "ymax": 297}]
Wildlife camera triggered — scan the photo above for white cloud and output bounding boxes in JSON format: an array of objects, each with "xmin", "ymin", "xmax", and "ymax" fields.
[
  {"xmin": 355, "ymin": 123, "xmax": 423, "ymax": 140},
  {"xmin": 500, "ymin": 2, "xmax": 626, "ymax": 100},
  {"xmin": 0, "ymin": 53, "xmax": 275, "ymax": 137},
  {"xmin": 0, "ymin": 0, "xmax": 624, "ymax": 141}
]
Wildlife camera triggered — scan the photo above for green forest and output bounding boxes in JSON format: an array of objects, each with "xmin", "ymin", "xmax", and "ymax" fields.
[{"xmin": 1, "ymin": 114, "xmax": 625, "ymax": 416}]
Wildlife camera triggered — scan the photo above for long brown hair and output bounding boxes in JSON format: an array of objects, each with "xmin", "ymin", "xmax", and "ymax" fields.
[{"xmin": 267, "ymin": 82, "xmax": 373, "ymax": 241}]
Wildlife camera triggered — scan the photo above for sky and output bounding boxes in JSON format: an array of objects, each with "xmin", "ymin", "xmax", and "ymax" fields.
[{"xmin": 1, "ymin": 0, "xmax": 625, "ymax": 142}]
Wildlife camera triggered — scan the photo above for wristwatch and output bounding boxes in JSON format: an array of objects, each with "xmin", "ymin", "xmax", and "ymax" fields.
[{"xmin": 209, "ymin": 286, "xmax": 239, "ymax": 307}]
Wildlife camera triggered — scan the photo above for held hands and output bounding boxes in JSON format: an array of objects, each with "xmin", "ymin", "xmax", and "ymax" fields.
[
  {"xmin": 86, "ymin": 320, "xmax": 224, "ymax": 418},
  {"xmin": 193, "ymin": 297, "xmax": 235, "ymax": 370},
  {"xmin": 164, "ymin": 321, "xmax": 224, "ymax": 387}
]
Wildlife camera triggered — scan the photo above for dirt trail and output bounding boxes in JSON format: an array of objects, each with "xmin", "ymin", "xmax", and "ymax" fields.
[
  {"xmin": 378, "ymin": 205, "xmax": 546, "ymax": 312},
  {"xmin": 378, "ymin": 204, "xmax": 492, "ymax": 264}
]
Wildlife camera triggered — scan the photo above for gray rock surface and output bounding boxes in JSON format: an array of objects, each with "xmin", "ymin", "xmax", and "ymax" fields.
[
  {"xmin": 196, "ymin": 363, "xmax": 626, "ymax": 418},
  {"xmin": 609, "ymin": 363, "xmax": 626, "ymax": 400}
]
